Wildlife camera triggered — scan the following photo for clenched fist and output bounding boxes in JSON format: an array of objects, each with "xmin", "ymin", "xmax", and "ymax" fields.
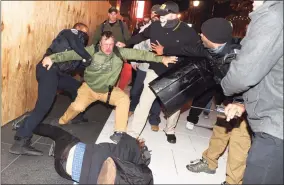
[{"xmin": 42, "ymin": 56, "xmax": 53, "ymax": 70}]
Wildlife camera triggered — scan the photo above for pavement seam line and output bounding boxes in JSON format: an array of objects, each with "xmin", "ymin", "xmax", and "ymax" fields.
[{"xmin": 1, "ymin": 136, "xmax": 42, "ymax": 173}]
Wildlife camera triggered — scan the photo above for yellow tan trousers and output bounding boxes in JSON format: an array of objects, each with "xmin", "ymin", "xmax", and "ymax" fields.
[
  {"xmin": 202, "ymin": 118, "xmax": 251, "ymax": 184},
  {"xmin": 59, "ymin": 83, "xmax": 129, "ymax": 132}
]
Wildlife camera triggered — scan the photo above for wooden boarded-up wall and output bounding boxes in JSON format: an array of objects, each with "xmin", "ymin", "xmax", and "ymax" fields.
[{"xmin": 1, "ymin": 1, "xmax": 112, "ymax": 125}]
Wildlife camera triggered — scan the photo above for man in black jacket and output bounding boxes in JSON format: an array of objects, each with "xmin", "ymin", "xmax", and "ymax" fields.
[
  {"xmin": 153, "ymin": 18, "xmax": 252, "ymax": 184},
  {"xmin": 118, "ymin": 1, "xmax": 201, "ymax": 144},
  {"xmin": 31, "ymin": 123, "xmax": 152, "ymax": 184},
  {"xmin": 153, "ymin": 18, "xmax": 241, "ymax": 130},
  {"xmin": 9, "ymin": 23, "xmax": 93, "ymax": 156}
]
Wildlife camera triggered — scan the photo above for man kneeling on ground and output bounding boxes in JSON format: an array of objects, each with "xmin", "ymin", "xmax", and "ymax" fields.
[{"xmin": 42, "ymin": 31, "xmax": 177, "ymax": 143}]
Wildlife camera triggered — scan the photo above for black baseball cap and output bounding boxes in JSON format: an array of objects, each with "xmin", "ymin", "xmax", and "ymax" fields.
[
  {"xmin": 108, "ymin": 7, "xmax": 118, "ymax": 14},
  {"xmin": 156, "ymin": 1, "xmax": 179, "ymax": 16},
  {"xmin": 151, "ymin": 4, "xmax": 161, "ymax": 13}
]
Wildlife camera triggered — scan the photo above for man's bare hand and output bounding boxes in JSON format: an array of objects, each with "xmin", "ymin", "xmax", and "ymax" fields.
[
  {"xmin": 151, "ymin": 40, "xmax": 164, "ymax": 55},
  {"xmin": 132, "ymin": 63, "xmax": 139, "ymax": 71},
  {"xmin": 42, "ymin": 56, "xmax": 53, "ymax": 70},
  {"xmin": 116, "ymin": 41, "xmax": 126, "ymax": 48},
  {"xmin": 224, "ymin": 103, "xmax": 245, "ymax": 122},
  {"xmin": 162, "ymin": 56, "xmax": 178, "ymax": 67}
]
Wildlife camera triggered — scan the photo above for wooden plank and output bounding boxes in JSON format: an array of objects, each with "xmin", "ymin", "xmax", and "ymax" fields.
[{"xmin": 1, "ymin": 1, "xmax": 112, "ymax": 125}]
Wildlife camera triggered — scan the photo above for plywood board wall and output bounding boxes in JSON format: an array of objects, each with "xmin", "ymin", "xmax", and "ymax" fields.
[{"xmin": 1, "ymin": 1, "xmax": 112, "ymax": 125}]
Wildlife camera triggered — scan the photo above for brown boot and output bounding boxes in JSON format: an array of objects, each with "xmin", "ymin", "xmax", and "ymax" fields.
[{"xmin": 151, "ymin": 125, "xmax": 159, "ymax": 132}]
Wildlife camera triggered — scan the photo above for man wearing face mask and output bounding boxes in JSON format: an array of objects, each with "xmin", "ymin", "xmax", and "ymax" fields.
[
  {"xmin": 119, "ymin": 1, "xmax": 201, "ymax": 143},
  {"xmin": 152, "ymin": 18, "xmax": 251, "ymax": 185},
  {"xmin": 152, "ymin": 18, "xmax": 241, "ymax": 130},
  {"xmin": 9, "ymin": 23, "xmax": 92, "ymax": 156}
]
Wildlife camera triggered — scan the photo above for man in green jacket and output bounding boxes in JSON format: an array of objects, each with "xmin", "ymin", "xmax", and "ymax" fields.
[
  {"xmin": 42, "ymin": 31, "xmax": 177, "ymax": 143},
  {"xmin": 93, "ymin": 7, "xmax": 132, "ymax": 91}
]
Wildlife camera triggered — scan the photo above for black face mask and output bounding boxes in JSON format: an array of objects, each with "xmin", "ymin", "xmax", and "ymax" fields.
[
  {"xmin": 162, "ymin": 18, "xmax": 179, "ymax": 28},
  {"xmin": 77, "ymin": 30, "xmax": 89, "ymax": 46}
]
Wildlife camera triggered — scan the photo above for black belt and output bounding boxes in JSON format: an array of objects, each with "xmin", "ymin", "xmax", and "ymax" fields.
[{"xmin": 106, "ymin": 85, "xmax": 114, "ymax": 104}]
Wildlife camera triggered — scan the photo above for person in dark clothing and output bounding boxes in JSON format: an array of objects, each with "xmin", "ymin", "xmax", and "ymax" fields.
[
  {"xmin": 32, "ymin": 123, "xmax": 152, "ymax": 184},
  {"xmin": 153, "ymin": 18, "xmax": 241, "ymax": 130},
  {"xmin": 118, "ymin": 1, "xmax": 201, "ymax": 144},
  {"xmin": 153, "ymin": 18, "xmax": 252, "ymax": 184},
  {"xmin": 9, "ymin": 23, "xmax": 93, "ymax": 156}
]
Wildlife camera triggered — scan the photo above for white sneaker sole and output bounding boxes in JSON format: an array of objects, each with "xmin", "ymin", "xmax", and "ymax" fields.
[{"xmin": 186, "ymin": 122, "xmax": 195, "ymax": 130}]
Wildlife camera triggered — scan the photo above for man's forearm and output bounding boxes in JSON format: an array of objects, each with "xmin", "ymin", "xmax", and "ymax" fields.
[
  {"xmin": 132, "ymin": 50, "xmax": 162, "ymax": 63},
  {"xmin": 126, "ymin": 33, "xmax": 147, "ymax": 47},
  {"xmin": 50, "ymin": 45, "xmax": 95, "ymax": 63},
  {"xmin": 221, "ymin": 64, "xmax": 250, "ymax": 96},
  {"xmin": 119, "ymin": 48, "xmax": 162, "ymax": 63},
  {"xmin": 49, "ymin": 50, "xmax": 82, "ymax": 63}
]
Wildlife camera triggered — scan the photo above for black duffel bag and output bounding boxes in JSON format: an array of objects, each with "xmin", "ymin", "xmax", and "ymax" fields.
[{"xmin": 149, "ymin": 57, "xmax": 216, "ymax": 117}]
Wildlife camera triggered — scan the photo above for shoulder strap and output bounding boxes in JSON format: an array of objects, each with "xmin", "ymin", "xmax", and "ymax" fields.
[
  {"xmin": 101, "ymin": 20, "xmax": 107, "ymax": 33},
  {"xmin": 94, "ymin": 44, "xmax": 100, "ymax": 53},
  {"xmin": 113, "ymin": 46, "xmax": 124, "ymax": 61},
  {"xmin": 101, "ymin": 20, "xmax": 126, "ymax": 42},
  {"xmin": 118, "ymin": 20, "xmax": 126, "ymax": 42}
]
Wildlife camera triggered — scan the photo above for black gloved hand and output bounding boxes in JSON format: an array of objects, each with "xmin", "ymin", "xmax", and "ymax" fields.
[{"xmin": 141, "ymin": 145, "xmax": 151, "ymax": 166}]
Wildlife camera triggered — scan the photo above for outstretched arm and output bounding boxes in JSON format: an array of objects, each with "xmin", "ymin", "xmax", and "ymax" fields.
[
  {"xmin": 64, "ymin": 30, "xmax": 92, "ymax": 62},
  {"xmin": 42, "ymin": 45, "xmax": 95, "ymax": 70},
  {"xmin": 118, "ymin": 48, "xmax": 177, "ymax": 67},
  {"xmin": 125, "ymin": 25, "xmax": 151, "ymax": 47}
]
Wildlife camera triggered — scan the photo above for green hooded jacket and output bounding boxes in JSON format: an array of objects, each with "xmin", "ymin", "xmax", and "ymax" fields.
[{"xmin": 49, "ymin": 45, "xmax": 163, "ymax": 93}]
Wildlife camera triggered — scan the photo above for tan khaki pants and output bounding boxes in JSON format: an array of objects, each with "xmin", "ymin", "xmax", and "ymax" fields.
[
  {"xmin": 59, "ymin": 83, "xmax": 129, "ymax": 132},
  {"xmin": 127, "ymin": 70, "xmax": 179, "ymax": 138},
  {"xmin": 202, "ymin": 118, "xmax": 251, "ymax": 184}
]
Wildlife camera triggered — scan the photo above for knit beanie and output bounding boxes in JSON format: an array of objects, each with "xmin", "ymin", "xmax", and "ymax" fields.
[{"xmin": 201, "ymin": 18, "xmax": 233, "ymax": 44}]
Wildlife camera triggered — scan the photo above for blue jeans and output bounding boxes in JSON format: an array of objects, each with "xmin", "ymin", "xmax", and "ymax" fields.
[{"xmin": 203, "ymin": 99, "xmax": 213, "ymax": 115}]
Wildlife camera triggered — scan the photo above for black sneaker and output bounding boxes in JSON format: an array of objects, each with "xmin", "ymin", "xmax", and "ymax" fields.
[
  {"xmin": 69, "ymin": 113, "xmax": 88, "ymax": 124},
  {"xmin": 221, "ymin": 181, "xmax": 228, "ymax": 185},
  {"xmin": 186, "ymin": 158, "xmax": 216, "ymax": 174},
  {"xmin": 110, "ymin": 132, "xmax": 124, "ymax": 143},
  {"xmin": 50, "ymin": 118, "xmax": 60, "ymax": 126},
  {"xmin": 9, "ymin": 136, "xmax": 43, "ymax": 156}
]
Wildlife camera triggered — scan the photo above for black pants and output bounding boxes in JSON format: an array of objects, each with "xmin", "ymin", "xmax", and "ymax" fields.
[
  {"xmin": 33, "ymin": 123, "xmax": 79, "ymax": 159},
  {"xmin": 187, "ymin": 85, "xmax": 224, "ymax": 124},
  {"xmin": 129, "ymin": 69, "xmax": 161, "ymax": 125},
  {"xmin": 16, "ymin": 63, "xmax": 81, "ymax": 138},
  {"xmin": 243, "ymin": 132, "xmax": 283, "ymax": 184}
]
